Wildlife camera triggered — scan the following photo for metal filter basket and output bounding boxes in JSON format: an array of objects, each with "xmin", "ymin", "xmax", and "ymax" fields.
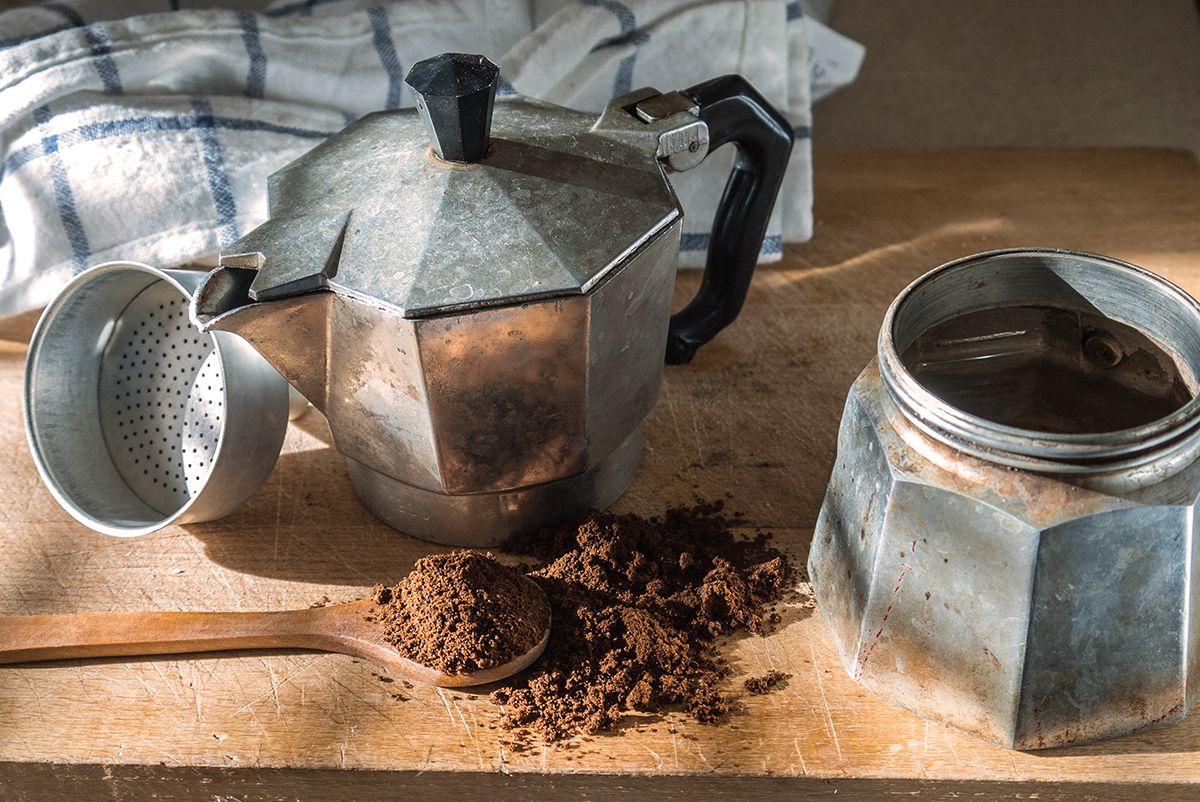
[{"xmin": 24, "ymin": 261, "xmax": 291, "ymax": 536}]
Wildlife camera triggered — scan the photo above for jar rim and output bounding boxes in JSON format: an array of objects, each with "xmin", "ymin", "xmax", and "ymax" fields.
[{"xmin": 878, "ymin": 248, "xmax": 1200, "ymax": 473}]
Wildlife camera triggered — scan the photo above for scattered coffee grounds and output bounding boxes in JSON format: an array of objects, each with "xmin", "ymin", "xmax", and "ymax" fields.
[
  {"xmin": 491, "ymin": 501, "xmax": 791, "ymax": 741},
  {"xmin": 370, "ymin": 551, "xmax": 550, "ymax": 676},
  {"xmin": 744, "ymin": 670, "xmax": 790, "ymax": 695},
  {"xmin": 370, "ymin": 672, "xmax": 410, "ymax": 702}
]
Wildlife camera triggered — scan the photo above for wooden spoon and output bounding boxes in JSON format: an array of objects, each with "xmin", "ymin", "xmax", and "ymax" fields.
[{"xmin": 0, "ymin": 599, "xmax": 549, "ymax": 687}]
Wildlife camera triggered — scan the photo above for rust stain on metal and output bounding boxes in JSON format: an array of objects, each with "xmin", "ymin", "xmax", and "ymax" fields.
[{"xmin": 854, "ymin": 540, "xmax": 918, "ymax": 680}]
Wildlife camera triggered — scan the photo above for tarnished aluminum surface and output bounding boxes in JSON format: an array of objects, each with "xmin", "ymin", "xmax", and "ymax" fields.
[
  {"xmin": 24, "ymin": 263, "xmax": 290, "ymax": 537},
  {"xmin": 809, "ymin": 249, "xmax": 1200, "ymax": 749},
  {"xmin": 345, "ymin": 429, "xmax": 644, "ymax": 548},
  {"xmin": 222, "ymin": 96, "xmax": 684, "ymax": 319},
  {"xmin": 194, "ymin": 218, "xmax": 680, "ymax": 546},
  {"xmin": 190, "ymin": 77, "xmax": 712, "ymax": 546},
  {"xmin": 593, "ymin": 88, "xmax": 710, "ymax": 173}
]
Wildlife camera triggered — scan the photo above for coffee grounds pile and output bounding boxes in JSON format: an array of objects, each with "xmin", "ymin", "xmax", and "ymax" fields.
[
  {"xmin": 371, "ymin": 551, "xmax": 550, "ymax": 676},
  {"xmin": 491, "ymin": 501, "xmax": 790, "ymax": 741}
]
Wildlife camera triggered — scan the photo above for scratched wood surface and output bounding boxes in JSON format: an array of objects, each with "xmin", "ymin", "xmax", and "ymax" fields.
[{"xmin": 2, "ymin": 149, "xmax": 1200, "ymax": 800}]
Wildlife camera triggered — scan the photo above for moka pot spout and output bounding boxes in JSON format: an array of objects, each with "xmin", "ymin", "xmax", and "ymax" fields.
[{"xmin": 190, "ymin": 264, "xmax": 331, "ymax": 411}]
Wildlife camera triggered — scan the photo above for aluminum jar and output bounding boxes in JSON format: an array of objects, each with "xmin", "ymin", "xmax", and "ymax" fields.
[{"xmin": 809, "ymin": 248, "xmax": 1200, "ymax": 748}]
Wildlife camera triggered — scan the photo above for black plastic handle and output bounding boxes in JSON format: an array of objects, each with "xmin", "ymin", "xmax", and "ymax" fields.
[{"xmin": 665, "ymin": 75, "xmax": 794, "ymax": 364}]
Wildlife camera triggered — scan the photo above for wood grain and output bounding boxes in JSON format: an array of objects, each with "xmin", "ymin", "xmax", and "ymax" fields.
[{"xmin": 1, "ymin": 149, "xmax": 1198, "ymax": 800}]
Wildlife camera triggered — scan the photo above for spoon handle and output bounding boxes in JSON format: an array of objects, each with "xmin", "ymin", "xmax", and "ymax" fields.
[{"xmin": 0, "ymin": 608, "xmax": 323, "ymax": 665}]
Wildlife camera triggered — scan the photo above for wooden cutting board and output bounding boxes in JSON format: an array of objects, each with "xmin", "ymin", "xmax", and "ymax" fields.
[{"xmin": 2, "ymin": 149, "xmax": 1199, "ymax": 800}]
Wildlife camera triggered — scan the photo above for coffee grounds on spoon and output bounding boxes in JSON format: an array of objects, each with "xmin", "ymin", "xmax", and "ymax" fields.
[
  {"xmin": 491, "ymin": 501, "xmax": 791, "ymax": 742},
  {"xmin": 371, "ymin": 551, "xmax": 550, "ymax": 676}
]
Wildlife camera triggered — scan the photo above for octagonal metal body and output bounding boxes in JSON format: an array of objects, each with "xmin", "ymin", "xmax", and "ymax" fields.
[
  {"xmin": 198, "ymin": 226, "xmax": 678, "ymax": 546},
  {"xmin": 190, "ymin": 81, "xmax": 721, "ymax": 546},
  {"xmin": 810, "ymin": 362, "xmax": 1200, "ymax": 749}
]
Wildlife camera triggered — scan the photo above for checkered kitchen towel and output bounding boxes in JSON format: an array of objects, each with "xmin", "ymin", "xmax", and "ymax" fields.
[{"xmin": 0, "ymin": 0, "xmax": 853, "ymax": 319}]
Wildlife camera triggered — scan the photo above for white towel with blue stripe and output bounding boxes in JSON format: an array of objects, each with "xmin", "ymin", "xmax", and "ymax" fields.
[{"xmin": 0, "ymin": 0, "xmax": 860, "ymax": 320}]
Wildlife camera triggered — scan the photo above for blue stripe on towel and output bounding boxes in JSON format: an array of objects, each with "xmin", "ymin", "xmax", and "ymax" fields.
[
  {"xmin": 2, "ymin": 0, "xmax": 341, "ymax": 50},
  {"xmin": 679, "ymin": 233, "xmax": 783, "ymax": 256},
  {"xmin": 201, "ymin": 117, "xmax": 331, "ymax": 138},
  {"xmin": 236, "ymin": 11, "xmax": 268, "ymax": 99},
  {"xmin": 83, "ymin": 22, "xmax": 123, "ymax": 94},
  {"xmin": 40, "ymin": 2, "xmax": 84, "ymax": 26},
  {"xmin": 367, "ymin": 6, "xmax": 403, "ymax": 108},
  {"xmin": 1, "ymin": 9, "xmax": 123, "ymax": 95},
  {"xmin": 190, "ymin": 97, "xmax": 240, "ymax": 246},
  {"xmin": 2, "ymin": 114, "xmax": 333, "ymax": 179},
  {"xmin": 32, "ymin": 105, "xmax": 91, "ymax": 273},
  {"xmin": 581, "ymin": 0, "xmax": 643, "ymax": 97}
]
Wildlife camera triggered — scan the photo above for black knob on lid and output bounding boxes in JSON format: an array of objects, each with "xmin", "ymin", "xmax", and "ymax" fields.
[{"xmin": 405, "ymin": 53, "xmax": 499, "ymax": 164}]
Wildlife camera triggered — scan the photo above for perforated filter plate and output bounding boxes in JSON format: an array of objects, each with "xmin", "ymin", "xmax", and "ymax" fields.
[
  {"xmin": 25, "ymin": 262, "xmax": 289, "ymax": 536},
  {"xmin": 98, "ymin": 282, "xmax": 225, "ymax": 514}
]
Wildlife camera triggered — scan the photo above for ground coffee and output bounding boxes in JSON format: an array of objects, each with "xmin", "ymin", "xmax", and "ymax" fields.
[
  {"xmin": 371, "ymin": 551, "xmax": 550, "ymax": 676},
  {"xmin": 744, "ymin": 670, "xmax": 790, "ymax": 695},
  {"xmin": 491, "ymin": 501, "xmax": 791, "ymax": 742}
]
